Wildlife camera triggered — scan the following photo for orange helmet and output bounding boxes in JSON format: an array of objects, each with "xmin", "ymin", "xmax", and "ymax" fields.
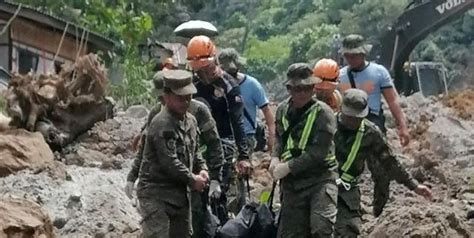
[
  {"xmin": 313, "ymin": 58, "xmax": 340, "ymax": 90},
  {"xmin": 187, "ymin": 35, "xmax": 217, "ymax": 70}
]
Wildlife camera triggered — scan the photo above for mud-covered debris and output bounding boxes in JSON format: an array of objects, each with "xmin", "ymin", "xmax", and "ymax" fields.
[
  {"xmin": 125, "ymin": 105, "xmax": 149, "ymax": 118},
  {"xmin": 442, "ymin": 89, "xmax": 474, "ymax": 120},
  {"xmin": 4, "ymin": 54, "xmax": 114, "ymax": 149}
]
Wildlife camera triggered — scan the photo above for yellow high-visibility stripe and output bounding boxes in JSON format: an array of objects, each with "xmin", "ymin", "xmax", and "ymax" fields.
[
  {"xmin": 340, "ymin": 120, "xmax": 366, "ymax": 182},
  {"xmin": 281, "ymin": 104, "xmax": 320, "ymax": 161},
  {"xmin": 341, "ymin": 172, "xmax": 354, "ymax": 182}
]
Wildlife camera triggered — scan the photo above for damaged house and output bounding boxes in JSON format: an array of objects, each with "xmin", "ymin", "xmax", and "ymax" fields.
[{"xmin": 0, "ymin": 1, "xmax": 114, "ymax": 77}]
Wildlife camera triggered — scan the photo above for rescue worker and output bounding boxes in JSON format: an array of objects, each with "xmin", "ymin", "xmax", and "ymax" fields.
[
  {"xmin": 338, "ymin": 34, "xmax": 409, "ymax": 146},
  {"xmin": 338, "ymin": 34, "xmax": 411, "ymax": 215},
  {"xmin": 218, "ymin": 48, "xmax": 276, "ymax": 154},
  {"xmin": 313, "ymin": 58, "xmax": 343, "ymax": 112},
  {"xmin": 187, "ymin": 36, "xmax": 251, "ymax": 220},
  {"xmin": 128, "ymin": 71, "xmax": 167, "ymax": 154},
  {"xmin": 136, "ymin": 70, "xmax": 209, "ymax": 238},
  {"xmin": 125, "ymin": 71, "xmax": 224, "ymax": 238},
  {"xmin": 334, "ymin": 89, "xmax": 433, "ymax": 237},
  {"xmin": 270, "ymin": 63, "xmax": 338, "ymax": 238}
]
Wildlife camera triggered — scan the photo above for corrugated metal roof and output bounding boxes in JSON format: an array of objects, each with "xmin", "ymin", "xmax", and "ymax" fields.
[
  {"xmin": 156, "ymin": 42, "xmax": 187, "ymax": 65},
  {"xmin": 0, "ymin": 1, "xmax": 116, "ymax": 51}
]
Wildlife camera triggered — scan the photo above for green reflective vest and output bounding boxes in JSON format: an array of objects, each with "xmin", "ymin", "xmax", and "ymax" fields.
[
  {"xmin": 339, "ymin": 119, "xmax": 366, "ymax": 183},
  {"xmin": 280, "ymin": 104, "xmax": 336, "ymax": 165}
]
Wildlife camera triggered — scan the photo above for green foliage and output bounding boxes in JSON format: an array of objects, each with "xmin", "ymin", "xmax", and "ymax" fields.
[
  {"xmin": 0, "ymin": 96, "xmax": 5, "ymax": 113},
  {"xmin": 225, "ymin": 12, "xmax": 247, "ymax": 29},
  {"xmin": 252, "ymin": 7, "xmax": 286, "ymax": 40},
  {"xmin": 215, "ymin": 27, "xmax": 246, "ymax": 50},
  {"xmin": 11, "ymin": 0, "xmax": 474, "ymax": 90},
  {"xmin": 339, "ymin": 0, "xmax": 407, "ymax": 43},
  {"xmin": 243, "ymin": 35, "xmax": 291, "ymax": 81},
  {"xmin": 79, "ymin": 0, "xmax": 153, "ymax": 49},
  {"xmin": 287, "ymin": 24, "xmax": 339, "ymax": 63},
  {"xmin": 244, "ymin": 36, "xmax": 291, "ymax": 61},
  {"xmin": 108, "ymin": 57, "xmax": 155, "ymax": 108},
  {"xmin": 244, "ymin": 58, "xmax": 279, "ymax": 83}
]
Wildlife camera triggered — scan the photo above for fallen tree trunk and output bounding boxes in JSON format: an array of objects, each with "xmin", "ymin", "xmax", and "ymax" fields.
[{"xmin": 4, "ymin": 54, "xmax": 114, "ymax": 150}]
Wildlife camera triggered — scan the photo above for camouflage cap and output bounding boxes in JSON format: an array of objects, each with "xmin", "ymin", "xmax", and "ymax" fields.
[
  {"xmin": 341, "ymin": 34, "xmax": 373, "ymax": 55},
  {"xmin": 285, "ymin": 63, "xmax": 321, "ymax": 86},
  {"xmin": 163, "ymin": 69, "xmax": 196, "ymax": 95},
  {"xmin": 151, "ymin": 71, "xmax": 165, "ymax": 97},
  {"xmin": 218, "ymin": 48, "xmax": 247, "ymax": 72},
  {"xmin": 341, "ymin": 89, "xmax": 369, "ymax": 118}
]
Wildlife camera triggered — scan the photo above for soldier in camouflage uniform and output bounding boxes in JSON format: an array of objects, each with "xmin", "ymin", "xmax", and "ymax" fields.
[
  {"xmin": 136, "ymin": 70, "xmax": 209, "ymax": 238},
  {"xmin": 125, "ymin": 71, "xmax": 224, "ymax": 237},
  {"xmin": 334, "ymin": 89, "xmax": 433, "ymax": 237},
  {"xmin": 270, "ymin": 63, "xmax": 339, "ymax": 238}
]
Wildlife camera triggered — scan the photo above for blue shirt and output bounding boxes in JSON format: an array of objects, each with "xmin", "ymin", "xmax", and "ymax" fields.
[
  {"xmin": 339, "ymin": 62, "xmax": 394, "ymax": 115},
  {"xmin": 239, "ymin": 74, "xmax": 269, "ymax": 134}
]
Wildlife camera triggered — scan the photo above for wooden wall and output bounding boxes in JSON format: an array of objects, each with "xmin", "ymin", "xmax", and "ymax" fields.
[{"xmin": 10, "ymin": 18, "xmax": 88, "ymax": 61}]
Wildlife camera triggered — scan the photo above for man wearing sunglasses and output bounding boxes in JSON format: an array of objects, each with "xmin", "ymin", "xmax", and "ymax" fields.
[
  {"xmin": 270, "ymin": 63, "xmax": 338, "ymax": 237},
  {"xmin": 187, "ymin": 36, "xmax": 251, "ymax": 220}
]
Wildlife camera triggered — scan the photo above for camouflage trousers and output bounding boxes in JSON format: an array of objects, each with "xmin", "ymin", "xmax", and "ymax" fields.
[
  {"xmin": 335, "ymin": 186, "xmax": 362, "ymax": 238},
  {"xmin": 278, "ymin": 181, "xmax": 338, "ymax": 238},
  {"xmin": 247, "ymin": 134, "xmax": 257, "ymax": 156},
  {"xmin": 139, "ymin": 197, "xmax": 191, "ymax": 238}
]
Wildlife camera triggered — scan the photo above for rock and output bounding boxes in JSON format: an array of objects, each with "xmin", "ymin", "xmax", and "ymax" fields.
[
  {"xmin": 97, "ymin": 132, "xmax": 111, "ymax": 142},
  {"xmin": 467, "ymin": 210, "xmax": 474, "ymax": 220},
  {"xmin": 107, "ymin": 223, "xmax": 116, "ymax": 232},
  {"xmin": 407, "ymin": 92, "xmax": 430, "ymax": 108},
  {"xmin": 69, "ymin": 191, "xmax": 82, "ymax": 202},
  {"xmin": 53, "ymin": 217, "xmax": 68, "ymax": 229},
  {"xmin": 100, "ymin": 158, "xmax": 122, "ymax": 170},
  {"xmin": 65, "ymin": 153, "xmax": 84, "ymax": 166},
  {"xmin": 107, "ymin": 118, "xmax": 121, "ymax": 129},
  {"xmin": 75, "ymin": 147, "xmax": 109, "ymax": 166},
  {"xmin": 94, "ymin": 231, "xmax": 106, "ymax": 238},
  {"xmin": 455, "ymin": 157, "xmax": 471, "ymax": 168},
  {"xmin": 112, "ymin": 143, "xmax": 128, "ymax": 155},
  {"xmin": 0, "ymin": 129, "xmax": 54, "ymax": 177},
  {"xmin": 67, "ymin": 192, "xmax": 82, "ymax": 209},
  {"xmin": 0, "ymin": 198, "xmax": 55, "ymax": 237},
  {"xmin": 0, "ymin": 112, "xmax": 11, "ymax": 132},
  {"xmin": 427, "ymin": 117, "xmax": 474, "ymax": 158},
  {"xmin": 125, "ymin": 105, "xmax": 149, "ymax": 118},
  {"xmin": 65, "ymin": 172, "xmax": 73, "ymax": 181}
]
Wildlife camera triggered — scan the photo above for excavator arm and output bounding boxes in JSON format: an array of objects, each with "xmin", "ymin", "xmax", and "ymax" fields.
[{"xmin": 377, "ymin": 0, "xmax": 474, "ymax": 93}]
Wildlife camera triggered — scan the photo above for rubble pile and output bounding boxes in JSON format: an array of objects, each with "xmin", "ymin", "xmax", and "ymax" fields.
[
  {"xmin": 57, "ymin": 111, "xmax": 145, "ymax": 169},
  {"xmin": 359, "ymin": 92, "xmax": 474, "ymax": 237},
  {"xmin": 1, "ymin": 86, "xmax": 473, "ymax": 237},
  {"xmin": 0, "ymin": 110, "xmax": 145, "ymax": 237},
  {"xmin": 442, "ymin": 89, "xmax": 474, "ymax": 120},
  {"xmin": 3, "ymin": 54, "xmax": 113, "ymax": 149}
]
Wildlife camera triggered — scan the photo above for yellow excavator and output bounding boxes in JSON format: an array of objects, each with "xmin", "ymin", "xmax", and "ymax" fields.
[{"xmin": 377, "ymin": 0, "xmax": 474, "ymax": 96}]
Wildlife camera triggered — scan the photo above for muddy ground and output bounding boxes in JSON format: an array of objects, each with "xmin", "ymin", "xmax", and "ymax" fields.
[{"xmin": 1, "ymin": 90, "xmax": 473, "ymax": 237}]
